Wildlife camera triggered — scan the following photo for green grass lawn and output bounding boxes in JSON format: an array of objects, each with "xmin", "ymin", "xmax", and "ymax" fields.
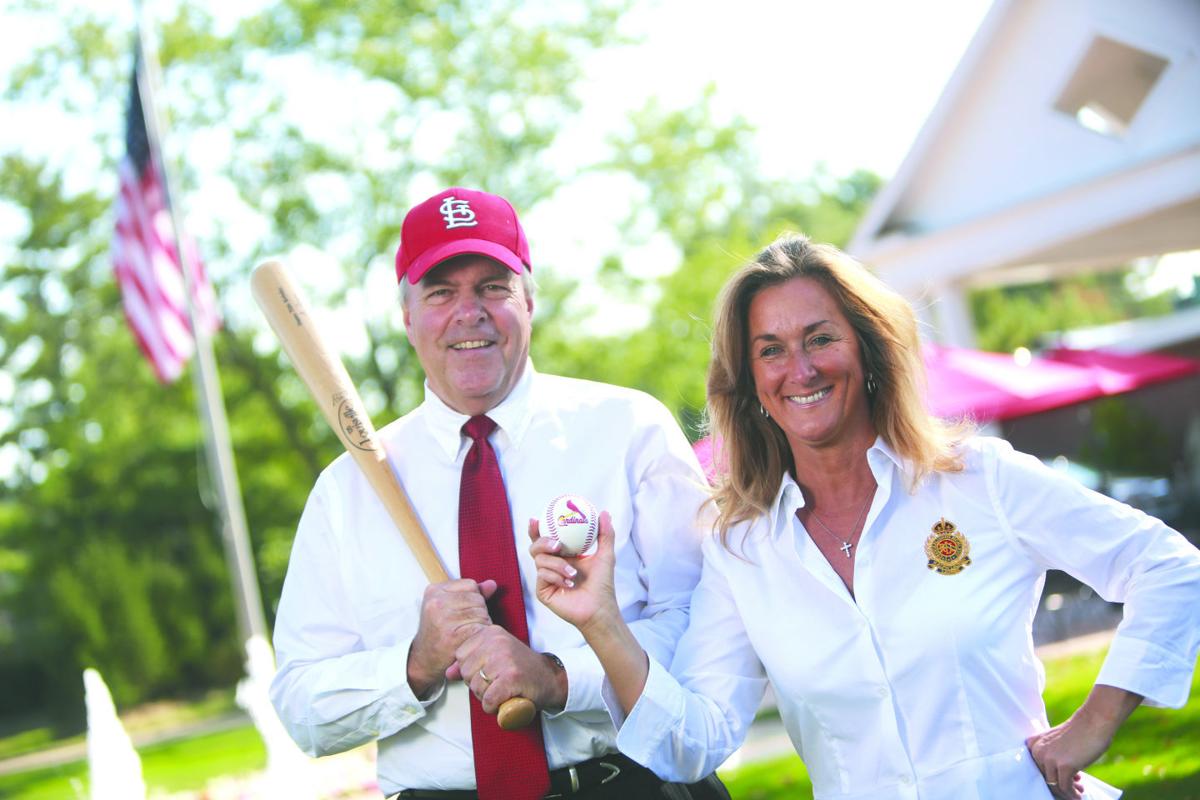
[
  {"xmin": 0, "ymin": 726, "xmax": 265, "ymax": 800},
  {"xmin": 719, "ymin": 649, "xmax": 1200, "ymax": 800},
  {"xmin": 1, "ymin": 648, "xmax": 1196, "ymax": 799}
]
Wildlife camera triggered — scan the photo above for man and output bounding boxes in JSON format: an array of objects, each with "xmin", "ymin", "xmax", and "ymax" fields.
[{"xmin": 270, "ymin": 187, "xmax": 727, "ymax": 800}]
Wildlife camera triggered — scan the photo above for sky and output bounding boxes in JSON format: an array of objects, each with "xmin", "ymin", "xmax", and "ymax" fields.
[
  {"xmin": 527, "ymin": 0, "xmax": 997, "ymax": 327},
  {"xmin": 537, "ymin": 0, "xmax": 995, "ymax": 269},
  {"xmin": 585, "ymin": 0, "xmax": 994, "ymax": 180}
]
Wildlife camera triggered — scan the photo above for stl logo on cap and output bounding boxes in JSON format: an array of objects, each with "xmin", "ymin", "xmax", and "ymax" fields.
[
  {"xmin": 395, "ymin": 186, "xmax": 532, "ymax": 285},
  {"xmin": 439, "ymin": 196, "xmax": 478, "ymax": 229}
]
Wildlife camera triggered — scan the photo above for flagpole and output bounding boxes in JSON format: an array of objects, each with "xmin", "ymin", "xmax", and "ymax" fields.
[{"xmin": 133, "ymin": 2, "xmax": 268, "ymax": 645}]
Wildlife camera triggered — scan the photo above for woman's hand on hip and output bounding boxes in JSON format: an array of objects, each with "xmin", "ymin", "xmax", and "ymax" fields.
[{"xmin": 1026, "ymin": 684, "xmax": 1142, "ymax": 800}]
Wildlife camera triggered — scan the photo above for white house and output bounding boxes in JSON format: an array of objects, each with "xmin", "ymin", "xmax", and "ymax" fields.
[{"xmin": 849, "ymin": 0, "xmax": 1200, "ymax": 349}]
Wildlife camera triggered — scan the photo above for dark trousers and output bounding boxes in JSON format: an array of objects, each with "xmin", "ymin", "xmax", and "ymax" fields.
[{"xmin": 395, "ymin": 752, "xmax": 732, "ymax": 799}]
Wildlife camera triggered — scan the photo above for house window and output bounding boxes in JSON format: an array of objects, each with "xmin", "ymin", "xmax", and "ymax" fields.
[{"xmin": 1054, "ymin": 35, "xmax": 1168, "ymax": 137}]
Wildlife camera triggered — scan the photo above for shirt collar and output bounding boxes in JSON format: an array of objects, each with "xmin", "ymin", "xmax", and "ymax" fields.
[
  {"xmin": 867, "ymin": 436, "xmax": 907, "ymax": 477},
  {"xmin": 766, "ymin": 435, "xmax": 909, "ymax": 539},
  {"xmin": 420, "ymin": 360, "xmax": 537, "ymax": 461},
  {"xmin": 767, "ymin": 471, "xmax": 805, "ymax": 538}
]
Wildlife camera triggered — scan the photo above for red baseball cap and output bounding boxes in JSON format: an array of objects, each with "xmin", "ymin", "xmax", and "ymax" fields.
[{"xmin": 395, "ymin": 187, "xmax": 531, "ymax": 284}]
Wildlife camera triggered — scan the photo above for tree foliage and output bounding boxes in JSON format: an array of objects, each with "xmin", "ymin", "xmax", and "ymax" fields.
[{"xmin": 969, "ymin": 272, "xmax": 1176, "ymax": 354}]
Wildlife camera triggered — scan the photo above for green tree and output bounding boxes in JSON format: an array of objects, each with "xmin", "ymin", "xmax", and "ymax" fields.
[{"xmin": 970, "ymin": 271, "xmax": 1176, "ymax": 353}]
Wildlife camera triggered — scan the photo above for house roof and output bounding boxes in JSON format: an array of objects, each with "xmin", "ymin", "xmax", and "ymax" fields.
[{"xmin": 849, "ymin": 0, "xmax": 1200, "ymax": 294}]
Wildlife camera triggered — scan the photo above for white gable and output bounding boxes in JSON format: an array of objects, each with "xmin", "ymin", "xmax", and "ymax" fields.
[{"xmin": 850, "ymin": 0, "xmax": 1200, "ymax": 331}]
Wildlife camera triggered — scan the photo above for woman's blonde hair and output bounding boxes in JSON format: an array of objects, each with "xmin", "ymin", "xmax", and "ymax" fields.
[{"xmin": 706, "ymin": 234, "xmax": 968, "ymax": 543}]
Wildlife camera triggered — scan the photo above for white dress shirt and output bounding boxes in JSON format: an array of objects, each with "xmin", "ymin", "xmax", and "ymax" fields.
[
  {"xmin": 612, "ymin": 436, "xmax": 1200, "ymax": 800},
  {"xmin": 269, "ymin": 364, "xmax": 707, "ymax": 795}
]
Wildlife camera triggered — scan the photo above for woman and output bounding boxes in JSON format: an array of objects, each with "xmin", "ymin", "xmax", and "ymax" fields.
[{"xmin": 530, "ymin": 234, "xmax": 1200, "ymax": 800}]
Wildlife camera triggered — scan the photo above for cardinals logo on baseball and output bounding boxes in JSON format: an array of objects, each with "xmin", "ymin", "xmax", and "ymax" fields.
[
  {"xmin": 544, "ymin": 494, "xmax": 599, "ymax": 556},
  {"xmin": 558, "ymin": 499, "xmax": 589, "ymax": 527}
]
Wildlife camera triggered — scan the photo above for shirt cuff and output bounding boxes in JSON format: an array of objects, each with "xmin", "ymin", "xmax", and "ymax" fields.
[
  {"xmin": 375, "ymin": 641, "xmax": 435, "ymax": 734},
  {"xmin": 415, "ymin": 678, "xmax": 447, "ymax": 709},
  {"xmin": 600, "ymin": 674, "xmax": 627, "ymax": 728},
  {"xmin": 544, "ymin": 645, "xmax": 605, "ymax": 718},
  {"xmin": 1097, "ymin": 634, "xmax": 1196, "ymax": 709},
  {"xmin": 612, "ymin": 657, "xmax": 684, "ymax": 761}
]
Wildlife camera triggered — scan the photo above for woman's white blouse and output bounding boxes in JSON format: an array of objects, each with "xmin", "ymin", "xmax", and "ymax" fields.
[{"xmin": 610, "ymin": 437, "xmax": 1200, "ymax": 800}]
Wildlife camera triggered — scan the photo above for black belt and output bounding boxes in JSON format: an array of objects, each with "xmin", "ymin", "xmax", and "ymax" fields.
[{"xmin": 396, "ymin": 752, "xmax": 642, "ymax": 799}]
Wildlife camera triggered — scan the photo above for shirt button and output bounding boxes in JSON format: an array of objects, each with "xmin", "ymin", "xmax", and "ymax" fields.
[
  {"xmin": 877, "ymin": 686, "xmax": 889, "ymax": 698},
  {"xmin": 899, "ymin": 775, "xmax": 913, "ymax": 785}
]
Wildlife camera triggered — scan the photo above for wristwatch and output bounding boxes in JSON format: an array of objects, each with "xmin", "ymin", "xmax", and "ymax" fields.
[{"xmin": 542, "ymin": 652, "xmax": 568, "ymax": 711}]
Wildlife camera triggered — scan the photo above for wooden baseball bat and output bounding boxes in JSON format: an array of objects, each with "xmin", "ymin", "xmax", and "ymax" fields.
[{"xmin": 251, "ymin": 259, "xmax": 537, "ymax": 731}]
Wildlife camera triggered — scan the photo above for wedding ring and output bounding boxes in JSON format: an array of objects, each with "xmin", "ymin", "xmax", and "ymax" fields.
[
  {"xmin": 1047, "ymin": 781, "xmax": 1057, "ymax": 786},
  {"xmin": 478, "ymin": 668, "xmax": 491, "ymax": 683}
]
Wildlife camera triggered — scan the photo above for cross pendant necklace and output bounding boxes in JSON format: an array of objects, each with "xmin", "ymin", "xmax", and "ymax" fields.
[{"xmin": 806, "ymin": 488, "xmax": 875, "ymax": 559}]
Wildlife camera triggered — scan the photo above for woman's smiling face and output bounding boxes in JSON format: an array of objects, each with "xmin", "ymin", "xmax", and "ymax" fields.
[{"xmin": 747, "ymin": 276, "xmax": 874, "ymax": 454}]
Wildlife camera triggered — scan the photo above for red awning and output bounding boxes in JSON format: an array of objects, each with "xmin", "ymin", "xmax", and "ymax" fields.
[
  {"xmin": 923, "ymin": 344, "xmax": 1200, "ymax": 422},
  {"xmin": 1042, "ymin": 347, "xmax": 1200, "ymax": 394}
]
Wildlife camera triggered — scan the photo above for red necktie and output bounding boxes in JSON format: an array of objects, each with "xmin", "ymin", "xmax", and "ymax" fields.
[{"xmin": 458, "ymin": 415, "xmax": 550, "ymax": 800}]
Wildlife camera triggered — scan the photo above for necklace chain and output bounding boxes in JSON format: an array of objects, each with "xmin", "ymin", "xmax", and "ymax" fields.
[{"xmin": 806, "ymin": 489, "xmax": 874, "ymax": 559}]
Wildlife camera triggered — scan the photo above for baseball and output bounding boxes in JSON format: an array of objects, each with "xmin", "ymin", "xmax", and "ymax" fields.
[{"xmin": 543, "ymin": 494, "xmax": 599, "ymax": 557}]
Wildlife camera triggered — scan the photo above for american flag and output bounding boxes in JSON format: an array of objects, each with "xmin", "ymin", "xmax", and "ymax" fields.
[{"xmin": 112, "ymin": 49, "xmax": 219, "ymax": 383}]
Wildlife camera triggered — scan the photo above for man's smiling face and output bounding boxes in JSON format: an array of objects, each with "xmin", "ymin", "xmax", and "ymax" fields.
[{"xmin": 403, "ymin": 254, "xmax": 534, "ymax": 416}]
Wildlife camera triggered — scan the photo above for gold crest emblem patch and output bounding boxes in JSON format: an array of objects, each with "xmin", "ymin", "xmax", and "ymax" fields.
[{"xmin": 924, "ymin": 517, "xmax": 971, "ymax": 575}]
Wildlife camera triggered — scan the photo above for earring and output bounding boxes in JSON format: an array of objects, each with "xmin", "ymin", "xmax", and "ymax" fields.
[
  {"xmin": 866, "ymin": 373, "xmax": 878, "ymax": 395},
  {"xmin": 759, "ymin": 403, "xmax": 770, "ymax": 418}
]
